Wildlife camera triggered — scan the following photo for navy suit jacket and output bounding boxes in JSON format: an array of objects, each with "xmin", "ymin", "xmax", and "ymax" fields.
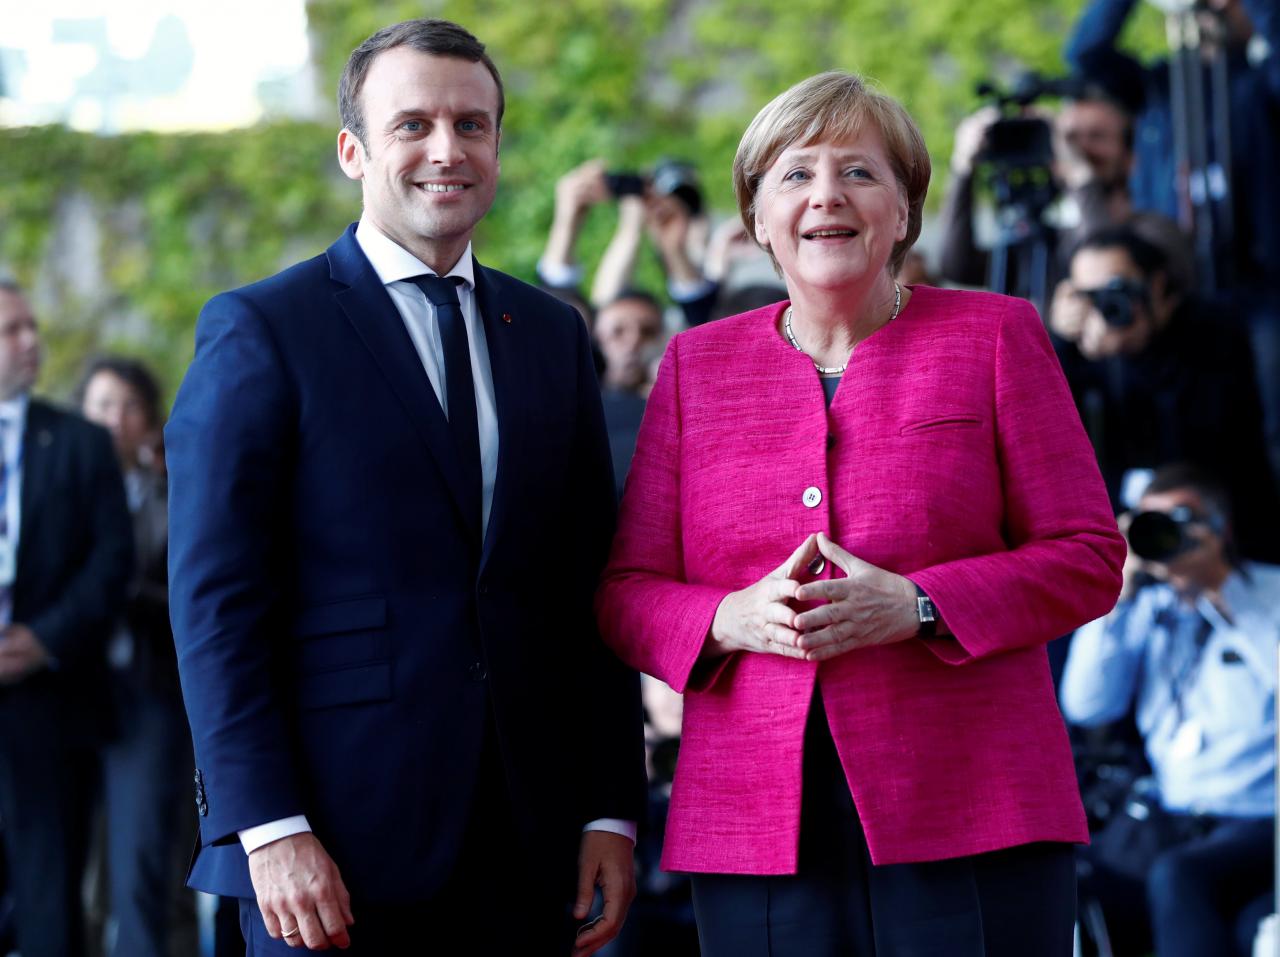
[
  {"xmin": 166, "ymin": 225, "xmax": 646, "ymax": 901},
  {"xmin": 0, "ymin": 400, "xmax": 132, "ymax": 748}
]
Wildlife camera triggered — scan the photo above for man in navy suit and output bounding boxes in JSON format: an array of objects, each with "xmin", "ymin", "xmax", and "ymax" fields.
[
  {"xmin": 0, "ymin": 281, "xmax": 133, "ymax": 957},
  {"xmin": 166, "ymin": 19, "xmax": 645, "ymax": 955}
]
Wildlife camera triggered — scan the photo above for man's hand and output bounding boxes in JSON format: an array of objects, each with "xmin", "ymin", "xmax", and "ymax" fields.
[
  {"xmin": 950, "ymin": 106, "xmax": 1000, "ymax": 177},
  {"xmin": 571, "ymin": 831, "xmax": 636, "ymax": 957},
  {"xmin": 1048, "ymin": 279, "xmax": 1088, "ymax": 343},
  {"xmin": 248, "ymin": 833, "xmax": 353, "ymax": 950},
  {"xmin": 555, "ymin": 160, "xmax": 611, "ymax": 223},
  {"xmin": 0, "ymin": 624, "xmax": 51, "ymax": 684}
]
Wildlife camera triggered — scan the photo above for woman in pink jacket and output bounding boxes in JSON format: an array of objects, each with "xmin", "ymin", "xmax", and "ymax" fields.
[{"xmin": 596, "ymin": 71, "xmax": 1126, "ymax": 957}]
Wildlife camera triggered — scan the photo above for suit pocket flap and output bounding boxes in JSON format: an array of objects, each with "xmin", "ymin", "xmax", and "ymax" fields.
[
  {"xmin": 298, "ymin": 662, "xmax": 392, "ymax": 710},
  {"xmin": 899, "ymin": 414, "xmax": 984, "ymax": 436},
  {"xmin": 293, "ymin": 597, "xmax": 387, "ymax": 638}
]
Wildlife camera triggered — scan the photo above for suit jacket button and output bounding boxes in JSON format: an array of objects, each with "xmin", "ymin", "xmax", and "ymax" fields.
[
  {"xmin": 468, "ymin": 662, "xmax": 487, "ymax": 681},
  {"xmin": 802, "ymin": 486, "xmax": 822, "ymax": 508},
  {"xmin": 826, "ymin": 434, "xmax": 837, "ymax": 450}
]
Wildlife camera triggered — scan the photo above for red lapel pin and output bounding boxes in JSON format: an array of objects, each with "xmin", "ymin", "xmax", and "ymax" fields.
[{"xmin": 501, "ymin": 313, "xmax": 513, "ymax": 324}]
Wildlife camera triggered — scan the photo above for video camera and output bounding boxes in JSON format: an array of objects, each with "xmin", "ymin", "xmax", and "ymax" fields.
[
  {"xmin": 973, "ymin": 73, "xmax": 1088, "ymax": 221},
  {"xmin": 604, "ymin": 159, "xmax": 704, "ymax": 216}
]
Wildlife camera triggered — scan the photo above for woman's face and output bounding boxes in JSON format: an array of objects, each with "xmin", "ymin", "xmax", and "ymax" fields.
[
  {"xmin": 752, "ymin": 126, "xmax": 908, "ymax": 294},
  {"xmin": 82, "ymin": 370, "xmax": 153, "ymax": 468}
]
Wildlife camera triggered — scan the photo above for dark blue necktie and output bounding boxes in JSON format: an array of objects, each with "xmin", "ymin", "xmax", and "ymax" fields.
[{"xmin": 408, "ymin": 275, "xmax": 482, "ymax": 533}]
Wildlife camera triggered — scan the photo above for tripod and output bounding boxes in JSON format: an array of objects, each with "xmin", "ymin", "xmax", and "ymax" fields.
[{"xmin": 1159, "ymin": 0, "xmax": 1236, "ymax": 292}]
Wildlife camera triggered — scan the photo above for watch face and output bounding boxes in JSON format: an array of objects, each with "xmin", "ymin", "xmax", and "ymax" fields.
[{"xmin": 917, "ymin": 596, "xmax": 937, "ymax": 623}]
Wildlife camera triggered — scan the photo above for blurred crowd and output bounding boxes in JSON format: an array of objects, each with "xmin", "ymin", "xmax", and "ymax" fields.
[{"xmin": 0, "ymin": 0, "xmax": 1276, "ymax": 955}]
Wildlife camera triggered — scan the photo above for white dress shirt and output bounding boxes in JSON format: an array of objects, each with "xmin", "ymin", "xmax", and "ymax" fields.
[
  {"xmin": 0, "ymin": 394, "xmax": 29, "ymax": 626},
  {"xmin": 240, "ymin": 220, "xmax": 634, "ymax": 853}
]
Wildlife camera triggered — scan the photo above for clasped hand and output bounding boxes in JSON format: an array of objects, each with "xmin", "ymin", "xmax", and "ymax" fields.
[{"xmin": 708, "ymin": 533, "xmax": 918, "ymax": 662}]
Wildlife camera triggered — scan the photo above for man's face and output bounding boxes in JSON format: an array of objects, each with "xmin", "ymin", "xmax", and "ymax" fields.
[
  {"xmin": 0, "ymin": 290, "xmax": 41, "ymax": 401},
  {"xmin": 82, "ymin": 371, "xmax": 154, "ymax": 469},
  {"xmin": 1135, "ymin": 488, "xmax": 1228, "ymax": 594},
  {"xmin": 338, "ymin": 48, "xmax": 501, "ymax": 273},
  {"xmin": 595, "ymin": 298, "xmax": 663, "ymax": 392},
  {"xmin": 1057, "ymin": 100, "xmax": 1131, "ymax": 189},
  {"xmin": 1069, "ymin": 246, "xmax": 1157, "ymax": 360}
]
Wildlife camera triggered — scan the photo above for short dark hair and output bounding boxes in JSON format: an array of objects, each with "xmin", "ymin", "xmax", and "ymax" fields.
[
  {"xmin": 1142, "ymin": 462, "xmax": 1239, "ymax": 564},
  {"xmin": 75, "ymin": 355, "xmax": 163, "ymax": 427},
  {"xmin": 601, "ymin": 288, "xmax": 663, "ymax": 318},
  {"xmin": 1067, "ymin": 83, "xmax": 1136, "ymax": 151},
  {"xmin": 0, "ymin": 279, "xmax": 23, "ymax": 296},
  {"xmin": 1143, "ymin": 463, "xmax": 1233, "ymax": 523},
  {"xmin": 1072, "ymin": 224, "xmax": 1168, "ymax": 279},
  {"xmin": 339, "ymin": 19, "xmax": 505, "ymax": 149}
]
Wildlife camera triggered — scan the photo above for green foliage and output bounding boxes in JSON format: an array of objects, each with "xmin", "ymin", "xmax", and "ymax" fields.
[
  {"xmin": 0, "ymin": 122, "xmax": 357, "ymax": 399},
  {"xmin": 0, "ymin": 0, "xmax": 1174, "ymax": 400}
]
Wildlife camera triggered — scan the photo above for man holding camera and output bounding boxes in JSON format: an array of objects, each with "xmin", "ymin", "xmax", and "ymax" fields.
[
  {"xmin": 939, "ymin": 87, "xmax": 1158, "ymax": 287},
  {"xmin": 1061, "ymin": 463, "xmax": 1278, "ymax": 957},
  {"xmin": 1052, "ymin": 223, "xmax": 1280, "ymax": 561}
]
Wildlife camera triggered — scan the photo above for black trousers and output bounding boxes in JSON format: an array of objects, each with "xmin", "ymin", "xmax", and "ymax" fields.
[
  {"xmin": 691, "ymin": 692, "xmax": 1077, "ymax": 957},
  {"xmin": 0, "ymin": 722, "xmax": 96, "ymax": 957},
  {"xmin": 240, "ymin": 715, "xmax": 579, "ymax": 956},
  {"xmin": 1080, "ymin": 809, "xmax": 1273, "ymax": 957}
]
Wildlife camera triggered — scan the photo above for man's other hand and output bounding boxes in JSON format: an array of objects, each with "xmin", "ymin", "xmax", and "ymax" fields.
[
  {"xmin": 0, "ymin": 624, "xmax": 51, "ymax": 683},
  {"xmin": 248, "ymin": 832, "xmax": 354, "ymax": 950},
  {"xmin": 571, "ymin": 830, "xmax": 636, "ymax": 956}
]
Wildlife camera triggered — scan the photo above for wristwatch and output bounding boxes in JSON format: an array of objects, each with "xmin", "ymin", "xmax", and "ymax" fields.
[{"xmin": 913, "ymin": 583, "xmax": 937, "ymax": 639}]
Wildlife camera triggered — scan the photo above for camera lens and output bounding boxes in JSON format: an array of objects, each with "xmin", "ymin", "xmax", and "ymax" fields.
[{"xmin": 1127, "ymin": 510, "xmax": 1186, "ymax": 562}]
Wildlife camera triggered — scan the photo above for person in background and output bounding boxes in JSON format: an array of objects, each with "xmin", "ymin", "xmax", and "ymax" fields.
[
  {"xmin": 1053, "ymin": 224, "xmax": 1280, "ymax": 561},
  {"xmin": 1062, "ymin": 463, "xmax": 1277, "ymax": 957},
  {"xmin": 597, "ymin": 71, "xmax": 1124, "ymax": 956},
  {"xmin": 595, "ymin": 289, "xmax": 665, "ymax": 497},
  {"xmin": 1066, "ymin": 0, "xmax": 1280, "ymax": 483},
  {"xmin": 937, "ymin": 89, "xmax": 1136, "ymax": 290},
  {"xmin": 0, "ymin": 281, "xmax": 132, "ymax": 957},
  {"xmin": 78, "ymin": 356, "xmax": 195, "ymax": 957},
  {"xmin": 538, "ymin": 159, "xmax": 717, "ymax": 327}
]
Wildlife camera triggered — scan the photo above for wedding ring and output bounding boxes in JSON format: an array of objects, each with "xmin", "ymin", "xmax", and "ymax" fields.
[{"xmin": 282, "ymin": 926, "xmax": 300, "ymax": 939}]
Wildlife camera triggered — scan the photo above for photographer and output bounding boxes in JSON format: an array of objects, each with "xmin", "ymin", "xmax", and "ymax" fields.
[
  {"xmin": 537, "ymin": 159, "xmax": 717, "ymax": 328},
  {"xmin": 1054, "ymin": 224, "xmax": 1280, "ymax": 561},
  {"xmin": 1066, "ymin": 0, "xmax": 1280, "ymax": 476},
  {"xmin": 938, "ymin": 87, "xmax": 1139, "ymax": 293},
  {"xmin": 1066, "ymin": 0, "xmax": 1280, "ymax": 286},
  {"xmin": 1061, "ymin": 464, "xmax": 1278, "ymax": 957}
]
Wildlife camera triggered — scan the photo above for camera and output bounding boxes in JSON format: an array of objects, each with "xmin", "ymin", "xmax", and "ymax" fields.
[
  {"xmin": 1078, "ymin": 277, "xmax": 1149, "ymax": 328},
  {"xmin": 604, "ymin": 159, "xmax": 704, "ymax": 215},
  {"xmin": 972, "ymin": 73, "xmax": 1088, "ymax": 230},
  {"xmin": 1128, "ymin": 505, "xmax": 1222, "ymax": 561}
]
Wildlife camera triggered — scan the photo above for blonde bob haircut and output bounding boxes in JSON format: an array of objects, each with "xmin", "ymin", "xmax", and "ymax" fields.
[{"xmin": 733, "ymin": 71, "xmax": 931, "ymax": 276}]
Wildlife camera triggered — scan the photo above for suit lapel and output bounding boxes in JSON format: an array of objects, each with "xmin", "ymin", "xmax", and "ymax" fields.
[
  {"xmin": 327, "ymin": 226, "xmax": 481, "ymax": 544},
  {"xmin": 473, "ymin": 263, "xmax": 526, "ymax": 572},
  {"xmin": 15, "ymin": 400, "xmax": 57, "ymax": 582}
]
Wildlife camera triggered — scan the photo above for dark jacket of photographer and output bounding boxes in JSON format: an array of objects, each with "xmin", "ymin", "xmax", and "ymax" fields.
[{"xmin": 1054, "ymin": 298, "xmax": 1280, "ymax": 561}]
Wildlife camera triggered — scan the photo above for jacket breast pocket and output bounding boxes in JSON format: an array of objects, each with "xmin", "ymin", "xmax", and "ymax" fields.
[
  {"xmin": 899, "ymin": 414, "xmax": 985, "ymax": 436},
  {"xmin": 292, "ymin": 596, "xmax": 392, "ymax": 710}
]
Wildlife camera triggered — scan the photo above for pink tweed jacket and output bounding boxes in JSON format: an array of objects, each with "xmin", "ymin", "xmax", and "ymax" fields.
[{"xmin": 596, "ymin": 286, "xmax": 1125, "ymax": 874}]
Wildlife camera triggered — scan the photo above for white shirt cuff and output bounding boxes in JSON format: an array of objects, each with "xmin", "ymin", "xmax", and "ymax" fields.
[
  {"xmin": 239, "ymin": 815, "xmax": 312, "ymax": 854},
  {"xmin": 536, "ymin": 258, "xmax": 584, "ymax": 289},
  {"xmin": 667, "ymin": 277, "xmax": 716, "ymax": 303},
  {"xmin": 583, "ymin": 818, "xmax": 637, "ymax": 843}
]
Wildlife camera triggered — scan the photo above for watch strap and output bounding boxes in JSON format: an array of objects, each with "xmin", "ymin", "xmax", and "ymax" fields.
[{"xmin": 913, "ymin": 583, "xmax": 937, "ymax": 639}]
